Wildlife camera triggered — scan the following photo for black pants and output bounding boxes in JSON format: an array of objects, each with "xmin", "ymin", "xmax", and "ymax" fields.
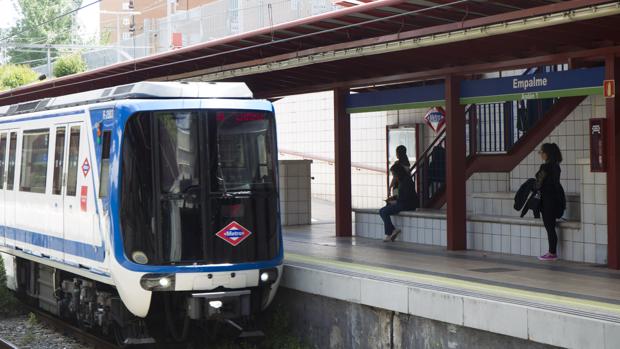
[{"xmin": 542, "ymin": 206, "xmax": 558, "ymax": 254}]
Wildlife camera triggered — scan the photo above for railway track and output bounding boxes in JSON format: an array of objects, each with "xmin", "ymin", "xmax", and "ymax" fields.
[
  {"xmin": 0, "ymin": 336, "xmax": 18, "ymax": 349},
  {"xmin": 0, "ymin": 302, "xmax": 120, "ymax": 349}
]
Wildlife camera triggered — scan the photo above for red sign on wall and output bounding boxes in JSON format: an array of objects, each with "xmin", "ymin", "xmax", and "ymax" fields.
[
  {"xmin": 604, "ymin": 80, "xmax": 615, "ymax": 98},
  {"xmin": 80, "ymin": 186, "xmax": 88, "ymax": 212},
  {"xmin": 590, "ymin": 118, "xmax": 607, "ymax": 172}
]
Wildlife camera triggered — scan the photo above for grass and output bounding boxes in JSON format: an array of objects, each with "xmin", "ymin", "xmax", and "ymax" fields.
[
  {"xmin": 19, "ymin": 312, "xmax": 38, "ymax": 346},
  {"xmin": 212, "ymin": 307, "xmax": 311, "ymax": 349}
]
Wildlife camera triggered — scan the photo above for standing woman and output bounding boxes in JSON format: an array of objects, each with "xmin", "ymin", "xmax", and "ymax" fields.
[{"xmin": 536, "ymin": 143, "xmax": 564, "ymax": 261}]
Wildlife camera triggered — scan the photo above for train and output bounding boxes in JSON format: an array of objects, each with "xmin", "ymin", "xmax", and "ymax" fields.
[{"xmin": 0, "ymin": 81, "xmax": 283, "ymax": 345}]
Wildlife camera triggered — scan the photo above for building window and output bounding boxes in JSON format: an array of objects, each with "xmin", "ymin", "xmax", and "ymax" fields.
[{"xmin": 20, "ymin": 129, "xmax": 50, "ymax": 193}]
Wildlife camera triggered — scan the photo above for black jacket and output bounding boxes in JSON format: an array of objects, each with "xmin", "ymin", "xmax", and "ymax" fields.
[
  {"xmin": 536, "ymin": 162, "xmax": 566, "ymax": 219},
  {"xmin": 514, "ymin": 178, "xmax": 541, "ymax": 218}
]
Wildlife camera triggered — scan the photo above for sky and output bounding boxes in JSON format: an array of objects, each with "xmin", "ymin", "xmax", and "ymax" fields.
[{"xmin": 0, "ymin": 0, "xmax": 100, "ymax": 41}]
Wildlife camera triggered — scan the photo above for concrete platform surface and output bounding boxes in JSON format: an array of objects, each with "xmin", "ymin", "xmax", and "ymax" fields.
[{"xmin": 282, "ymin": 223, "xmax": 620, "ymax": 349}]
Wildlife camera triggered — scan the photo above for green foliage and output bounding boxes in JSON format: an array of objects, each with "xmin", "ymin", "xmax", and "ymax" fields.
[
  {"xmin": 210, "ymin": 307, "xmax": 311, "ymax": 349},
  {"xmin": 262, "ymin": 307, "xmax": 311, "ymax": 349},
  {"xmin": 0, "ymin": 256, "xmax": 21, "ymax": 317},
  {"xmin": 20, "ymin": 312, "xmax": 37, "ymax": 346},
  {"xmin": 53, "ymin": 53, "xmax": 86, "ymax": 77},
  {"xmin": 5, "ymin": 0, "xmax": 83, "ymax": 65},
  {"xmin": 0, "ymin": 64, "xmax": 39, "ymax": 89}
]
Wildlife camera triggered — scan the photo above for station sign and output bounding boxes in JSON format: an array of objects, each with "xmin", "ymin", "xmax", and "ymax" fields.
[
  {"xmin": 216, "ymin": 221, "xmax": 252, "ymax": 246},
  {"xmin": 345, "ymin": 67, "xmax": 606, "ymax": 114},
  {"xmin": 460, "ymin": 67, "xmax": 606, "ymax": 104},
  {"xmin": 424, "ymin": 107, "xmax": 446, "ymax": 133}
]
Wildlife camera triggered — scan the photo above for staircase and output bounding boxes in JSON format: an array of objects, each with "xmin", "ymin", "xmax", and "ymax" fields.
[{"xmin": 410, "ymin": 65, "xmax": 584, "ymax": 209}]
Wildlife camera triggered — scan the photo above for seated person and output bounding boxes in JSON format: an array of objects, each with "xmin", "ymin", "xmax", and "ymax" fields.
[
  {"xmin": 380, "ymin": 164, "xmax": 418, "ymax": 242},
  {"xmin": 389, "ymin": 145, "xmax": 411, "ymax": 198}
]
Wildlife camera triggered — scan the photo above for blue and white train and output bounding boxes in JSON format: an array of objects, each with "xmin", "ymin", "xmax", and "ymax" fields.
[{"xmin": 0, "ymin": 82, "xmax": 283, "ymax": 344}]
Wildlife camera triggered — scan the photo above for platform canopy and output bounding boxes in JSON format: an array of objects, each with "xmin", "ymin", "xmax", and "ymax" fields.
[{"xmin": 1, "ymin": 0, "xmax": 620, "ymax": 105}]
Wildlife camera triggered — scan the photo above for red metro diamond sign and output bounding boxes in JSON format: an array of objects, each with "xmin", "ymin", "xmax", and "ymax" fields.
[
  {"xmin": 424, "ymin": 106, "xmax": 446, "ymax": 133},
  {"xmin": 216, "ymin": 221, "xmax": 252, "ymax": 246}
]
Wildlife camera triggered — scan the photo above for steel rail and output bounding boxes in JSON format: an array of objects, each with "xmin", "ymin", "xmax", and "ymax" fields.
[
  {"xmin": 18, "ymin": 303, "xmax": 120, "ymax": 349},
  {"xmin": 0, "ymin": 337, "xmax": 19, "ymax": 349}
]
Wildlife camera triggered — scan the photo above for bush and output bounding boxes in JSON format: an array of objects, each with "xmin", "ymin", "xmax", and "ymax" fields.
[
  {"xmin": 0, "ymin": 64, "xmax": 39, "ymax": 89},
  {"xmin": 53, "ymin": 54, "xmax": 87, "ymax": 78},
  {"xmin": 0, "ymin": 255, "xmax": 21, "ymax": 317}
]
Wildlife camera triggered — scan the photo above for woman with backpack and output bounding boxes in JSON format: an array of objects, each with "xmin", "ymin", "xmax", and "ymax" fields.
[{"xmin": 535, "ymin": 143, "xmax": 565, "ymax": 261}]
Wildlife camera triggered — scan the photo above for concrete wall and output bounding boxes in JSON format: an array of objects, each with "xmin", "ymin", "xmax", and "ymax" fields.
[{"xmin": 271, "ymin": 288, "xmax": 557, "ymax": 349}]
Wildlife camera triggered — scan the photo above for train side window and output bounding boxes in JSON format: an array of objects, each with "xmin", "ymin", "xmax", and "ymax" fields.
[
  {"xmin": 98, "ymin": 131, "xmax": 111, "ymax": 198},
  {"xmin": 6, "ymin": 132, "xmax": 16, "ymax": 190},
  {"xmin": 66, "ymin": 126, "xmax": 81, "ymax": 196},
  {"xmin": 0, "ymin": 133, "xmax": 7, "ymax": 189},
  {"xmin": 52, "ymin": 127, "xmax": 66, "ymax": 195},
  {"xmin": 19, "ymin": 129, "xmax": 50, "ymax": 193}
]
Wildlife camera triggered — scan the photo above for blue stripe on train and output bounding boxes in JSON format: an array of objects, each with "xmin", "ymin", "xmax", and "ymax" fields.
[{"xmin": 2, "ymin": 226, "xmax": 105, "ymax": 262}]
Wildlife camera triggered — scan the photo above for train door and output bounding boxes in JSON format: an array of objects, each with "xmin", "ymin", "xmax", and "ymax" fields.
[
  {"xmin": 4, "ymin": 130, "xmax": 18, "ymax": 246},
  {"xmin": 0, "ymin": 132, "xmax": 8, "ymax": 246},
  {"xmin": 61, "ymin": 123, "xmax": 82, "ymax": 263},
  {"xmin": 49, "ymin": 125, "xmax": 67, "ymax": 260}
]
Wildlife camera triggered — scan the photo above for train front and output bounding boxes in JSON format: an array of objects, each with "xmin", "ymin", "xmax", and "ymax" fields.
[{"xmin": 108, "ymin": 100, "xmax": 283, "ymax": 338}]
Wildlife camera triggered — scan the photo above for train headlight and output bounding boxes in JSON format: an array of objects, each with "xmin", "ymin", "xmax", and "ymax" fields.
[
  {"xmin": 159, "ymin": 277, "xmax": 171, "ymax": 288},
  {"xmin": 258, "ymin": 268, "xmax": 278, "ymax": 285},
  {"xmin": 209, "ymin": 301, "xmax": 223, "ymax": 309},
  {"xmin": 140, "ymin": 273, "xmax": 176, "ymax": 291}
]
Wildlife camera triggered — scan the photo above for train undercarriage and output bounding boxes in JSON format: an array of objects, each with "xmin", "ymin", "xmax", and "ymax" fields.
[{"xmin": 7, "ymin": 256, "xmax": 272, "ymax": 347}]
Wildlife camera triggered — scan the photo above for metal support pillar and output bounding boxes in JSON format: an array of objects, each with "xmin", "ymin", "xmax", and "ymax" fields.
[
  {"xmin": 334, "ymin": 87, "xmax": 352, "ymax": 237},
  {"xmin": 445, "ymin": 75, "xmax": 467, "ymax": 250},
  {"xmin": 606, "ymin": 56, "xmax": 620, "ymax": 269}
]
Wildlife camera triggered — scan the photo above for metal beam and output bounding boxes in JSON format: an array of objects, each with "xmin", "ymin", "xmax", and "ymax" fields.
[
  {"xmin": 334, "ymin": 87, "xmax": 352, "ymax": 237},
  {"xmin": 168, "ymin": 1, "xmax": 620, "ymax": 83},
  {"xmin": 255, "ymin": 46, "xmax": 620, "ymax": 99},
  {"xmin": 607, "ymin": 55, "xmax": 620, "ymax": 269},
  {"xmin": 445, "ymin": 75, "xmax": 467, "ymax": 250}
]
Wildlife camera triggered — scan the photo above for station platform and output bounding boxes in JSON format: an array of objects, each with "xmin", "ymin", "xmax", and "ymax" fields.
[{"xmin": 280, "ymin": 222, "xmax": 620, "ymax": 349}]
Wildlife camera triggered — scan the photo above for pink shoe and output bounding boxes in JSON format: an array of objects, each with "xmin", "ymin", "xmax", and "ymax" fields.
[{"xmin": 538, "ymin": 253, "xmax": 558, "ymax": 261}]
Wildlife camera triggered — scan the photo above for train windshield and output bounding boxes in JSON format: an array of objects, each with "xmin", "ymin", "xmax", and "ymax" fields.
[
  {"xmin": 121, "ymin": 110, "xmax": 279, "ymax": 265},
  {"xmin": 214, "ymin": 111, "xmax": 274, "ymax": 192}
]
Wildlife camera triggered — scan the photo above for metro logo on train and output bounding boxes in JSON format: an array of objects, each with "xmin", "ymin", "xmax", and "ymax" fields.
[{"xmin": 216, "ymin": 221, "xmax": 252, "ymax": 246}]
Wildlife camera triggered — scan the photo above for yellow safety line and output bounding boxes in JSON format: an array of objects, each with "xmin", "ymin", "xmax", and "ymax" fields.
[{"xmin": 285, "ymin": 252, "xmax": 620, "ymax": 316}]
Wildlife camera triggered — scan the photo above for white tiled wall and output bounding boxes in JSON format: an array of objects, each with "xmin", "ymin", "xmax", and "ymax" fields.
[
  {"xmin": 509, "ymin": 95, "xmax": 606, "ymax": 194},
  {"xmin": 275, "ymin": 92, "xmax": 430, "ymax": 209}
]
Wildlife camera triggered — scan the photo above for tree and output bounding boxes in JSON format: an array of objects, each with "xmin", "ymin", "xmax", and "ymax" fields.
[
  {"xmin": 4, "ymin": 0, "xmax": 83, "ymax": 65},
  {"xmin": 0, "ymin": 64, "xmax": 39, "ymax": 89},
  {"xmin": 53, "ymin": 53, "xmax": 86, "ymax": 77}
]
